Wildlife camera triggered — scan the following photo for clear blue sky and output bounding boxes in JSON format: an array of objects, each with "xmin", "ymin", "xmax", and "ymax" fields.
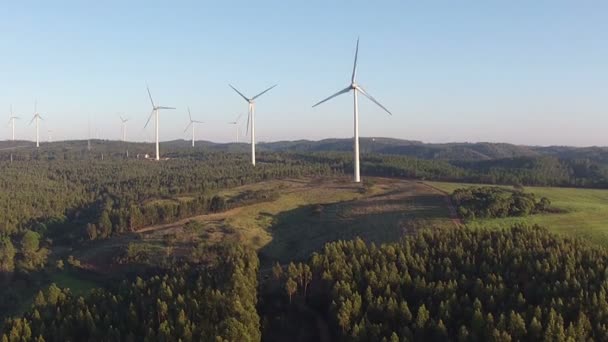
[{"xmin": 1, "ymin": 1, "xmax": 606, "ymax": 146}]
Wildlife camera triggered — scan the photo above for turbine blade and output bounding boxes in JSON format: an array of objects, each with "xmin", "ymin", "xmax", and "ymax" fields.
[
  {"xmin": 352, "ymin": 37, "xmax": 359, "ymax": 83},
  {"xmin": 184, "ymin": 122, "xmax": 192, "ymax": 132},
  {"xmin": 146, "ymin": 84, "xmax": 156, "ymax": 108},
  {"xmin": 157, "ymin": 106, "xmax": 175, "ymax": 110},
  {"xmin": 29, "ymin": 116, "xmax": 35, "ymax": 125},
  {"xmin": 356, "ymin": 85, "xmax": 392, "ymax": 115},
  {"xmin": 252, "ymin": 84, "xmax": 277, "ymax": 100},
  {"xmin": 144, "ymin": 110, "xmax": 154, "ymax": 128},
  {"xmin": 229, "ymin": 84, "xmax": 249, "ymax": 102},
  {"xmin": 312, "ymin": 87, "xmax": 351, "ymax": 107},
  {"xmin": 188, "ymin": 107, "xmax": 192, "ymax": 121},
  {"xmin": 38, "ymin": 115, "xmax": 44, "ymax": 121},
  {"xmin": 235, "ymin": 113, "xmax": 243, "ymax": 122}
]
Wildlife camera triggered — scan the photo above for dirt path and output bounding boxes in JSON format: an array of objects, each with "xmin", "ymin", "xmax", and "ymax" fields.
[
  {"xmin": 421, "ymin": 182, "xmax": 463, "ymax": 227},
  {"xmin": 136, "ymin": 209, "xmax": 237, "ymax": 234}
]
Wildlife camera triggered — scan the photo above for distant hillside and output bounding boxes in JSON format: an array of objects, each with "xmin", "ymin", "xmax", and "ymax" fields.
[
  {"xmin": 257, "ymin": 138, "xmax": 543, "ymax": 161},
  {"xmin": 1, "ymin": 138, "xmax": 607, "ymax": 164}
]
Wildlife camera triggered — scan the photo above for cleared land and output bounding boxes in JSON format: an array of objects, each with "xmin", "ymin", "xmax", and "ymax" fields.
[
  {"xmin": 76, "ymin": 177, "xmax": 455, "ymax": 269},
  {"xmin": 427, "ymin": 181, "xmax": 608, "ymax": 247}
]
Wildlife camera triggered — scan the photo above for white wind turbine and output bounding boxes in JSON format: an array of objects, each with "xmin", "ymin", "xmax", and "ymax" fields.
[
  {"xmin": 29, "ymin": 102, "xmax": 44, "ymax": 148},
  {"xmin": 228, "ymin": 114, "xmax": 244, "ymax": 143},
  {"xmin": 8, "ymin": 105, "xmax": 19, "ymax": 141},
  {"xmin": 184, "ymin": 107, "xmax": 203, "ymax": 147},
  {"xmin": 144, "ymin": 85, "xmax": 175, "ymax": 160},
  {"xmin": 119, "ymin": 115, "xmax": 129, "ymax": 142},
  {"xmin": 312, "ymin": 38, "xmax": 392, "ymax": 183},
  {"xmin": 229, "ymin": 84, "xmax": 277, "ymax": 166}
]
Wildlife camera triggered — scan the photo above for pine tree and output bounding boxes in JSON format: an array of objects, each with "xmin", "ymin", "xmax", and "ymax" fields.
[{"xmin": 285, "ymin": 277, "xmax": 297, "ymax": 304}]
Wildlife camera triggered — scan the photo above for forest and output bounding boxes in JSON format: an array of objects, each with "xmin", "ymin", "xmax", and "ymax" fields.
[
  {"xmin": 5, "ymin": 225, "xmax": 608, "ymax": 341},
  {"xmin": 0, "ymin": 148, "xmax": 606, "ymax": 277},
  {"xmin": 2, "ymin": 143, "xmax": 608, "ymax": 340},
  {"xmin": 451, "ymin": 186, "xmax": 552, "ymax": 220},
  {"xmin": 276, "ymin": 225, "xmax": 608, "ymax": 341},
  {"xmin": 1, "ymin": 243, "xmax": 260, "ymax": 342}
]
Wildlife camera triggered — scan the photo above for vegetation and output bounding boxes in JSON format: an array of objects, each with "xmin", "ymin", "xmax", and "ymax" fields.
[
  {"xmin": 1, "ymin": 243, "xmax": 260, "ymax": 342},
  {"xmin": 2, "ymin": 141, "xmax": 608, "ymax": 341},
  {"xmin": 451, "ymin": 186, "xmax": 551, "ymax": 220},
  {"xmin": 280, "ymin": 225, "xmax": 608, "ymax": 341},
  {"xmin": 429, "ymin": 181, "xmax": 608, "ymax": 247}
]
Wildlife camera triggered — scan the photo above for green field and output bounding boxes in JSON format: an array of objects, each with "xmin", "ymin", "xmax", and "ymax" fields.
[{"xmin": 427, "ymin": 181, "xmax": 608, "ymax": 247}]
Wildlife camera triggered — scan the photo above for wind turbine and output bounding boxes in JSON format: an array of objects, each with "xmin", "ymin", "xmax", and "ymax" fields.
[
  {"xmin": 29, "ymin": 102, "xmax": 44, "ymax": 148},
  {"xmin": 228, "ymin": 114, "xmax": 243, "ymax": 143},
  {"xmin": 47, "ymin": 130, "xmax": 53, "ymax": 143},
  {"xmin": 144, "ymin": 85, "xmax": 175, "ymax": 161},
  {"xmin": 8, "ymin": 105, "xmax": 19, "ymax": 141},
  {"xmin": 119, "ymin": 115, "xmax": 129, "ymax": 142},
  {"xmin": 229, "ymin": 84, "xmax": 277, "ymax": 166},
  {"xmin": 184, "ymin": 107, "xmax": 203, "ymax": 147},
  {"xmin": 312, "ymin": 38, "xmax": 392, "ymax": 183}
]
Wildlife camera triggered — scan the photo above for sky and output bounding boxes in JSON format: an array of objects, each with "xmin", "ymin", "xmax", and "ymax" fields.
[{"xmin": 0, "ymin": 1, "xmax": 607, "ymax": 146}]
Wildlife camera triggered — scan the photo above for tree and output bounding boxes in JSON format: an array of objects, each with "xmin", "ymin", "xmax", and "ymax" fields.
[
  {"xmin": 303, "ymin": 264, "xmax": 312, "ymax": 297},
  {"xmin": 17, "ymin": 231, "xmax": 48, "ymax": 271},
  {"xmin": 0, "ymin": 237, "xmax": 16, "ymax": 273},
  {"xmin": 415, "ymin": 304, "xmax": 429, "ymax": 330},
  {"xmin": 86, "ymin": 223, "xmax": 98, "ymax": 240},
  {"xmin": 285, "ymin": 277, "xmax": 297, "ymax": 304},
  {"xmin": 98, "ymin": 211, "xmax": 112, "ymax": 238},
  {"xmin": 272, "ymin": 262, "xmax": 283, "ymax": 281}
]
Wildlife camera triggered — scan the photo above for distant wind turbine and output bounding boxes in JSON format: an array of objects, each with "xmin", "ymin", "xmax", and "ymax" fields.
[
  {"xmin": 144, "ymin": 85, "xmax": 175, "ymax": 160},
  {"xmin": 47, "ymin": 130, "xmax": 53, "ymax": 143},
  {"xmin": 229, "ymin": 84, "xmax": 277, "ymax": 166},
  {"xmin": 228, "ymin": 114, "xmax": 244, "ymax": 143},
  {"xmin": 119, "ymin": 115, "xmax": 129, "ymax": 142},
  {"xmin": 312, "ymin": 38, "xmax": 392, "ymax": 183},
  {"xmin": 8, "ymin": 105, "xmax": 19, "ymax": 141},
  {"xmin": 29, "ymin": 101, "xmax": 44, "ymax": 148},
  {"xmin": 184, "ymin": 107, "xmax": 203, "ymax": 147}
]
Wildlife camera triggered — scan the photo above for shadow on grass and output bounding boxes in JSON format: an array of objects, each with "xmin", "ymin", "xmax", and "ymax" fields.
[{"xmin": 258, "ymin": 193, "xmax": 450, "ymax": 266}]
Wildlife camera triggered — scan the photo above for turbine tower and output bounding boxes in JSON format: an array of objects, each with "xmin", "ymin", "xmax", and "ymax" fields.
[
  {"xmin": 144, "ymin": 85, "xmax": 175, "ymax": 161},
  {"xmin": 120, "ymin": 115, "xmax": 129, "ymax": 142},
  {"xmin": 29, "ymin": 102, "xmax": 44, "ymax": 148},
  {"xmin": 229, "ymin": 84, "xmax": 277, "ymax": 166},
  {"xmin": 312, "ymin": 38, "xmax": 392, "ymax": 183},
  {"xmin": 228, "ymin": 114, "xmax": 243, "ymax": 143},
  {"xmin": 8, "ymin": 105, "xmax": 19, "ymax": 141},
  {"xmin": 184, "ymin": 107, "xmax": 203, "ymax": 147}
]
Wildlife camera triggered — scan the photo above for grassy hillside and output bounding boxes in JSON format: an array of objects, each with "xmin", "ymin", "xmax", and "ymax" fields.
[
  {"xmin": 428, "ymin": 181, "xmax": 608, "ymax": 246},
  {"xmin": 75, "ymin": 178, "xmax": 455, "ymax": 269}
]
